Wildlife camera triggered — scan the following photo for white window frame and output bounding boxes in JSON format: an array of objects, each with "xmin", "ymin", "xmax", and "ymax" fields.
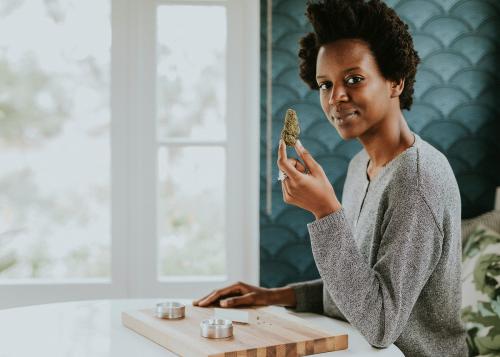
[{"xmin": 0, "ymin": 0, "xmax": 259, "ymax": 308}]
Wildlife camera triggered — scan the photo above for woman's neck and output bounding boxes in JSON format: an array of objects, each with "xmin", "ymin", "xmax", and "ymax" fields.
[{"xmin": 359, "ymin": 112, "xmax": 415, "ymax": 169}]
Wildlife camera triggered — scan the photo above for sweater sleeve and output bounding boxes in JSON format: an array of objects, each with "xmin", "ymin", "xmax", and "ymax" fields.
[
  {"xmin": 307, "ymin": 192, "xmax": 443, "ymax": 348},
  {"xmin": 286, "ymin": 278, "xmax": 323, "ymax": 313}
]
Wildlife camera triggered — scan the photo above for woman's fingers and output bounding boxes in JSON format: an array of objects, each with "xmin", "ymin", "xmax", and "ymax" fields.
[
  {"xmin": 194, "ymin": 284, "xmax": 245, "ymax": 307},
  {"xmin": 294, "ymin": 140, "xmax": 320, "ymax": 175},
  {"xmin": 193, "ymin": 282, "xmax": 275, "ymax": 309},
  {"xmin": 220, "ymin": 289, "xmax": 271, "ymax": 307},
  {"xmin": 220, "ymin": 292, "xmax": 256, "ymax": 307},
  {"xmin": 294, "ymin": 159, "xmax": 307, "ymax": 174},
  {"xmin": 192, "ymin": 292, "xmax": 212, "ymax": 306},
  {"xmin": 277, "ymin": 140, "xmax": 303, "ymax": 180},
  {"xmin": 282, "ymin": 158, "xmax": 307, "ymax": 177},
  {"xmin": 193, "ymin": 287, "xmax": 224, "ymax": 305},
  {"xmin": 277, "ymin": 140, "xmax": 292, "ymax": 176},
  {"xmin": 281, "ymin": 180, "xmax": 293, "ymax": 203}
]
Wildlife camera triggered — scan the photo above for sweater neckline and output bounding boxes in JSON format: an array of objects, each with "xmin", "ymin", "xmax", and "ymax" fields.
[{"xmin": 364, "ymin": 132, "xmax": 419, "ymax": 183}]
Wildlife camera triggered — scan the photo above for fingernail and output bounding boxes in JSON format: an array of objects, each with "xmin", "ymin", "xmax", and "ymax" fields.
[{"xmin": 296, "ymin": 140, "xmax": 304, "ymax": 151}]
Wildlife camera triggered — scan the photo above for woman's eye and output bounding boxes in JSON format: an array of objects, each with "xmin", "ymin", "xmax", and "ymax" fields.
[
  {"xmin": 318, "ymin": 82, "xmax": 331, "ymax": 90},
  {"xmin": 346, "ymin": 76, "xmax": 363, "ymax": 85}
]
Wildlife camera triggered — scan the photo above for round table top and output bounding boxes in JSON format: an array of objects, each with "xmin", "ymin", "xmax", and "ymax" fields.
[{"xmin": 0, "ymin": 299, "xmax": 403, "ymax": 357}]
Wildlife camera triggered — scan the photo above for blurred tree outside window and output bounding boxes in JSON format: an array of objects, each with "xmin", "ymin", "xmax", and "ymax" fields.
[
  {"xmin": 0, "ymin": 0, "xmax": 111, "ymax": 279},
  {"xmin": 156, "ymin": 5, "xmax": 227, "ymax": 277}
]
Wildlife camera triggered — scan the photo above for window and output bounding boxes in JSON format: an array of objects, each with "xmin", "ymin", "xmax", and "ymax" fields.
[
  {"xmin": 0, "ymin": 0, "xmax": 112, "ymax": 283},
  {"xmin": 0, "ymin": 0, "xmax": 259, "ymax": 308},
  {"xmin": 156, "ymin": 5, "xmax": 227, "ymax": 278}
]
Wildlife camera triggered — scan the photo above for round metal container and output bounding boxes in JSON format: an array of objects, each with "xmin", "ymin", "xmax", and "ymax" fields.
[
  {"xmin": 156, "ymin": 302, "xmax": 185, "ymax": 319},
  {"xmin": 200, "ymin": 318, "xmax": 233, "ymax": 339}
]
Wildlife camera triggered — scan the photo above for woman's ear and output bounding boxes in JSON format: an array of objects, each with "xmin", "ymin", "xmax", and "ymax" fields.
[{"xmin": 389, "ymin": 78, "xmax": 405, "ymax": 98}]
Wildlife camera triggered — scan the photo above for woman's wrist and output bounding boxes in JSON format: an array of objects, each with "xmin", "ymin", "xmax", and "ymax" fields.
[
  {"xmin": 268, "ymin": 286, "xmax": 297, "ymax": 307},
  {"xmin": 314, "ymin": 201, "xmax": 342, "ymax": 220}
]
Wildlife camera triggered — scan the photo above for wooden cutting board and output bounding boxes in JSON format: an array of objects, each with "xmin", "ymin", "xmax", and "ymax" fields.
[{"xmin": 122, "ymin": 305, "xmax": 348, "ymax": 356}]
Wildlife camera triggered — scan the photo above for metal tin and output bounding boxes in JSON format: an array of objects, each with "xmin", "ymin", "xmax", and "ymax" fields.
[
  {"xmin": 156, "ymin": 302, "xmax": 185, "ymax": 319},
  {"xmin": 200, "ymin": 318, "xmax": 233, "ymax": 339}
]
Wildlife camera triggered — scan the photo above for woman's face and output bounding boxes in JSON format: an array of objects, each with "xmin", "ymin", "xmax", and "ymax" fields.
[{"xmin": 316, "ymin": 38, "xmax": 399, "ymax": 140}]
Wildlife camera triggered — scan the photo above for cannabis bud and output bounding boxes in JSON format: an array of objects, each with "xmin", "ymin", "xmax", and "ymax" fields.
[{"xmin": 280, "ymin": 109, "xmax": 300, "ymax": 146}]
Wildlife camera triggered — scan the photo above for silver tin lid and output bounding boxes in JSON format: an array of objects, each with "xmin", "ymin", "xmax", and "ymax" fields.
[
  {"xmin": 200, "ymin": 318, "xmax": 233, "ymax": 339},
  {"xmin": 156, "ymin": 302, "xmax": 186, "ymax": 320}
]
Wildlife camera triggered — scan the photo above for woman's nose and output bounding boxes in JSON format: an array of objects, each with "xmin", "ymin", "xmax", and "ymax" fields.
[{"xmin": 328, "ymin": 85, "xmax": 348, "ymax": 105}]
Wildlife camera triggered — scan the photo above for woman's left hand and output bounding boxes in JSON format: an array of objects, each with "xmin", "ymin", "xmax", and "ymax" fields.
[{"xmin": 277, "ymin": 139, "xmax": 342, "ymax": 220}]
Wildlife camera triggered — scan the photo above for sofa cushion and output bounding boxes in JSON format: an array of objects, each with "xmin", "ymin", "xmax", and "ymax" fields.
[
  {"xmin": 462, "ymin": 211, "xmax": 500, "ymax": 244},
  {"xmin": 461, "ymin": 224, "xmax": 500, "ymax": 356}
]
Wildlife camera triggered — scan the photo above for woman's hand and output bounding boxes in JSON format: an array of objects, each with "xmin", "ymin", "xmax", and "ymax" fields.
[
  {"xmin": 277, "ymin": 139, "xmax": 342, "ymax": 219},
  {"xmin": 192, "ymin": 281, "xmax": 297, "ymax": 308}
]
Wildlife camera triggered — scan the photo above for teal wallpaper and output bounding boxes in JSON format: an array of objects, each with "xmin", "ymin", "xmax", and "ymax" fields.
[{"xmin": 259, "ymin": 0, "xmax": 500, "ymax": 287}]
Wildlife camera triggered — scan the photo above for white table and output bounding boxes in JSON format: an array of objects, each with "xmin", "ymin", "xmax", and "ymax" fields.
[{"xmin": 0, "ymin": 299, "xmax": 404, "ymax": 357}]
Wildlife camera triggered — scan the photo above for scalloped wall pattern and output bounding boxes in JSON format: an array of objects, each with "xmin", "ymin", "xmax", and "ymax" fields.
[{"xmin": 259, "ymin": 0, "xmax": 500, "ymax": 287}]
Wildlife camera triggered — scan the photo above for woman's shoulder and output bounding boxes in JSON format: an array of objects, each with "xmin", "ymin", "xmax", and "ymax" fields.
[
  {"xmin": 390, "ymin": 134, "xmax": 457, "ymax": 189},
  {"xmin": 414, "ymin": 134, "xmax": 458, "ymax": 193},
  {"xmin": 390, "ymin": 134, "xmax": 461, "ymax": 223}
]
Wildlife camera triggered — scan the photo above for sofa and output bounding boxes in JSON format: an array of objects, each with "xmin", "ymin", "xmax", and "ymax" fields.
[{"xmin": 461, "ymin": 204, "xmax": 500, "ymax": 357}]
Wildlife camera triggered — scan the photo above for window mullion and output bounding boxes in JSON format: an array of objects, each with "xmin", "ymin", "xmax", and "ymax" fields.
[
  {"xmin": 111, "ymin": 0, "xmax": 134, "ymax": 298},
  {"xmin": 114, "ymin": 0, "xmax": 157, "ymax": 298},
  {"xmin": 133, "ymin": 0, "xmax": 157, "ymax": 298},
  {"xmin": 225, "ymin": 0, "xmax": 260, "ymax": 286}
]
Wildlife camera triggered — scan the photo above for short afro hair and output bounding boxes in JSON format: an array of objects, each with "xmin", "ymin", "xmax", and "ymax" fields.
[{"xmin": 298, "ymin": 0, "xmax": 420, "ymax": 110}]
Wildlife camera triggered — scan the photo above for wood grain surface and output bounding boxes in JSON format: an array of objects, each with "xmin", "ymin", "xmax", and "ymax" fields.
[{"xmin": 122, "ymin": 305, "xmax": 348, "ymax": 357}]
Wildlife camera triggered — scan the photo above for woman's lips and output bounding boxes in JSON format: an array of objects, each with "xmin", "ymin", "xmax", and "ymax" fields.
[{"xmin": 333, "ymin": 111, "xmax": 358, "ymax": 126}]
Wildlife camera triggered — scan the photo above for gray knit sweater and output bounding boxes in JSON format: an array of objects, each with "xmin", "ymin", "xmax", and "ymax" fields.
[{"xmin": 288, "ymin": 133, "xmax": 468, "ymax": 356}]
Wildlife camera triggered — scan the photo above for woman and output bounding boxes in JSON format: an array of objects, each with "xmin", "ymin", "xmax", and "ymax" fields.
[{"xmin": 194, "ymin": 0, "xmax": 467, "ymax": 355}]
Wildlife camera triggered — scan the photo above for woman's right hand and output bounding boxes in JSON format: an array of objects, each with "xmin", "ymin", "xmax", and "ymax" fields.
[{"xmin": 192, "ymin": 281, "xmax": 297, "ymax": 308}]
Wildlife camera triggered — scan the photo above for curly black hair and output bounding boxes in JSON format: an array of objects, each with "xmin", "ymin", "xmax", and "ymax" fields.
[{"xmin": 298, "ymin": 0, "xmax": 420, "ymax": 110}]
